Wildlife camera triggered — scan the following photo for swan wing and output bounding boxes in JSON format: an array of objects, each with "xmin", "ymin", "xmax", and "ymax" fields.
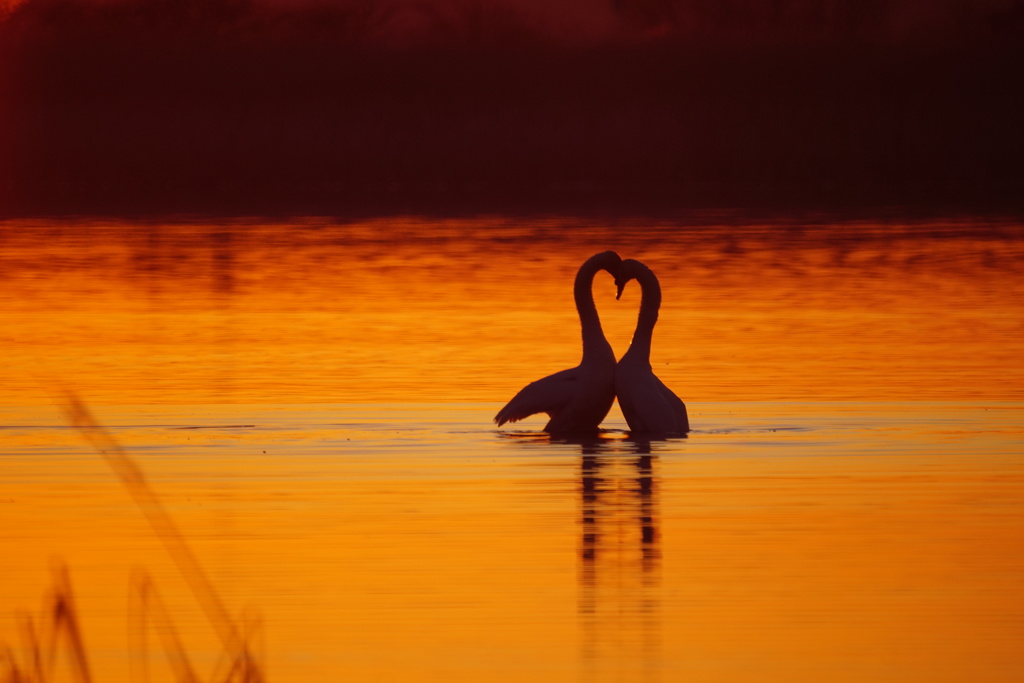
[{"xmin": 494, "ymin": 367, "xmax": 579, "ymax": 426}]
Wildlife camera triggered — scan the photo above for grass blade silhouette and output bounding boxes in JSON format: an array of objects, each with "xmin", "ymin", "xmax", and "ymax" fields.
[
  {"xmin": 60, "ymin": 391, "xmax": 263, "ymax": 682},
  {"xmin": 0, "ymin": 564, "xmax": 93, "ymax": 683}
]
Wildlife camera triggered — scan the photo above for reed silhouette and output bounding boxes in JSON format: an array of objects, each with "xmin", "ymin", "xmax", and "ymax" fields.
[
  {"xmin": 0, "ymin": 393, "xmax": 266, "ymax": 682},
  {"xmin": 128, "ymin": 569, "xmax": 264, "ymax": 683},
  {"xmin": 495, "ymin": 251, "xmax": 621, "ymax": 434},
  {"xmin": 0, "ymin": 564, "xmax": 93, "ymax": 683}
]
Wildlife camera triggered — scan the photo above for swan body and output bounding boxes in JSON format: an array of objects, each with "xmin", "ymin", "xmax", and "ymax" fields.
[
  {"xmin": 495, "ymin": 251, "xmax": 621, "ymax": 434},
  {"xmin": 614, "ymin": 259, "xmax": 689, "ymax": 435}
]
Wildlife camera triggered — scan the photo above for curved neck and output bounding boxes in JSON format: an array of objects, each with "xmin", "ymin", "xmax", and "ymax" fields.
[
  {"xmin": 574, "ymin": 259, "xmax": 613, "ymax": 359},
  {"xmin": 626, "ymin": 267, "xmax": 661, "ymax": 363}
]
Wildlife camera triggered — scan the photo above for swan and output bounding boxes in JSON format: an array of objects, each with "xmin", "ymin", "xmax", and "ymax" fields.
[
  {"xmin": 494, "ymin": 251, "xmax": 622, "ymax": 434},
  {"xmin": 614, "ymin": 258, "xmax": 689, "ymax": 435}
]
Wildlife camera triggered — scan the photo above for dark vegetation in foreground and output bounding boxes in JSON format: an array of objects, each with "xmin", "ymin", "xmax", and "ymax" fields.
[
  {"xmin": 1, "ymin": 0, "xmax": 1023, "ymax": 217},
  {"xmin": 0, "ymin": 394, "xmax": 265, "ymax": 682}
]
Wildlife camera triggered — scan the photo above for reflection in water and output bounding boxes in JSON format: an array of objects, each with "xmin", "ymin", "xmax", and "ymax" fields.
[
  {"xmin": 500, "ymin": 431, "xmax": 672, "ymax": 678},
  {"xmin": 4, "ymin": 403, "xmax": 1024, "ymax": 680},
  {"xmin": 1, "ymin": 218, "xmax": 1022, "ymax": 405},
  {"xmin": 3, "ymin": 217, "xmax": 1024, "ymax": 679},
  {"xmin": 210, "ymin": 229, "xmax": 236, "ymax": 297},
  {"xmin": 578, "ymin": 439, "xmax": 665, "ymax": 680}
]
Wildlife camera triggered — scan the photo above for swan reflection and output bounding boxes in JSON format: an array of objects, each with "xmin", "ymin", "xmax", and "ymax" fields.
[
  {"xmin": 502, "ymin": 432, "xmax": 665, "ymax": 675},
  {"xmin": 579, "ymin": 450, "xmax": 661, "ymax": 583},
  {"xmin": 496, "ymin": 430, "xmax": 676, "ymax": 676},
  {"xmin": 577, "ymin": 441, "xmax": 662, "ymax": 679}
]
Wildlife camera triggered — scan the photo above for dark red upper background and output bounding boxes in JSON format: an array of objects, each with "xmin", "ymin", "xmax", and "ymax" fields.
[{"xmin": 2, "ymin": 0, "xmax": 1022, "ymax": 217}]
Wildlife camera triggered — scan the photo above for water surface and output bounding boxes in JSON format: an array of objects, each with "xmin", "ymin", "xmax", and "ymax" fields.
[
  {"xmin": 3, "ymin": 217, "xmax": 1022, "ymax": 404},
  {"xmin": 1, "ymin": 217, "xmax": 1022, "ymax": 681}
]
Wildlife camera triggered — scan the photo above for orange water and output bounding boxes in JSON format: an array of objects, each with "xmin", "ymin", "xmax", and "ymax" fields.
[
  {"xmin": 2, "ymin": 217, "xmax": 1022, "ymax": 405},
  {"xmin": 1, "ymin": 217, "xmax": 1022, "ymax": 681}
]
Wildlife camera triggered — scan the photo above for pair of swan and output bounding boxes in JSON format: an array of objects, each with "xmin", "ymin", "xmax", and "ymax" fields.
[{"xmin": 494, "ymin": 251, "xmax": 689, "ymax": 436}]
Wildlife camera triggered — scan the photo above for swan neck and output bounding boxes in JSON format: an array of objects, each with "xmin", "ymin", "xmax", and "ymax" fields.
[
  {"xmin": 574, "ymin": 259, "xmax": 612, "ymax": 358},
  {"xmin": 627, "ymin": 268, "xmax": 661, "ymax": 361}
]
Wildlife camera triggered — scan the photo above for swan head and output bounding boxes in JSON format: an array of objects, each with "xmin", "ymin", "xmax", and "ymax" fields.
[
  {"xmin": 614, "ymin": 258, "xmax": 644, "ymax": 300},
  {"xmin": 587, "ymin": 250, "xmax": 622, "ymax": 273},
  {"xmin": 578, "ymin": 251, "xmax": 623, "ymax": 292}
]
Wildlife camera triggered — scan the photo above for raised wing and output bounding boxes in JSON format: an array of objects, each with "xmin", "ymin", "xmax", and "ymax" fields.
[{"xmin": 494, "ymin": 367, "xmax": 579, "ymax": 426}]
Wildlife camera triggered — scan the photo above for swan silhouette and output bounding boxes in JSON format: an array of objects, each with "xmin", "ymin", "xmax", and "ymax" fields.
[
  {"xmin": 614, "ymin": 258, "xmax": 689, "ymax": 435},
  {"xmin": 494, "ymin": 251, "xmax": 622, "ymax": 434}
]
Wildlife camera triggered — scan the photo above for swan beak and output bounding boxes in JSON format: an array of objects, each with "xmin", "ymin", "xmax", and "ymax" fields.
[{"xmin": 615, "ymin": 282, "xmax": 626, "ymax": 300}]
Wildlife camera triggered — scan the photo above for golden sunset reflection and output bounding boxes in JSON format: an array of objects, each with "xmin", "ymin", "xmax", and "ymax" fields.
[
  {"xmin": 1, "ymin": 218, "xmax": 1023, "ymax": 681},
  {"xmin": 2, "ymin": 218, "xmax": 1022, "ymax": 406}
]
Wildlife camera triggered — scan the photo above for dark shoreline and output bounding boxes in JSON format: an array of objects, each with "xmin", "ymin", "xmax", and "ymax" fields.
[
  {"xmin": 3, "ymin": 3, "xmax": 1022, "ymax": 221},
  {"xmin": 3, "ymin": 181, "xmax": 1024, "ymax": 223}
]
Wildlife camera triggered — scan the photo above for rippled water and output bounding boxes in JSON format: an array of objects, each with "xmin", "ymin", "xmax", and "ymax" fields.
[{"xmin": 1, "ymin": 217, "xmax": 1023, "ymax": 681}]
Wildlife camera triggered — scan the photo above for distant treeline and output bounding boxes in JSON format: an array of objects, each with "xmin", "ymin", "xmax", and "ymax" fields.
[
  {"xmin": 3, "ymin": 0, "xmax": 1024, "ymax": 46},
  {"xmin": 611, "ymin": 0, "xmax": 1024, "ymax": 45},
  {"xmin": 1, "ymin": 0, "xmax": 1023, "ymax": 216}
]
